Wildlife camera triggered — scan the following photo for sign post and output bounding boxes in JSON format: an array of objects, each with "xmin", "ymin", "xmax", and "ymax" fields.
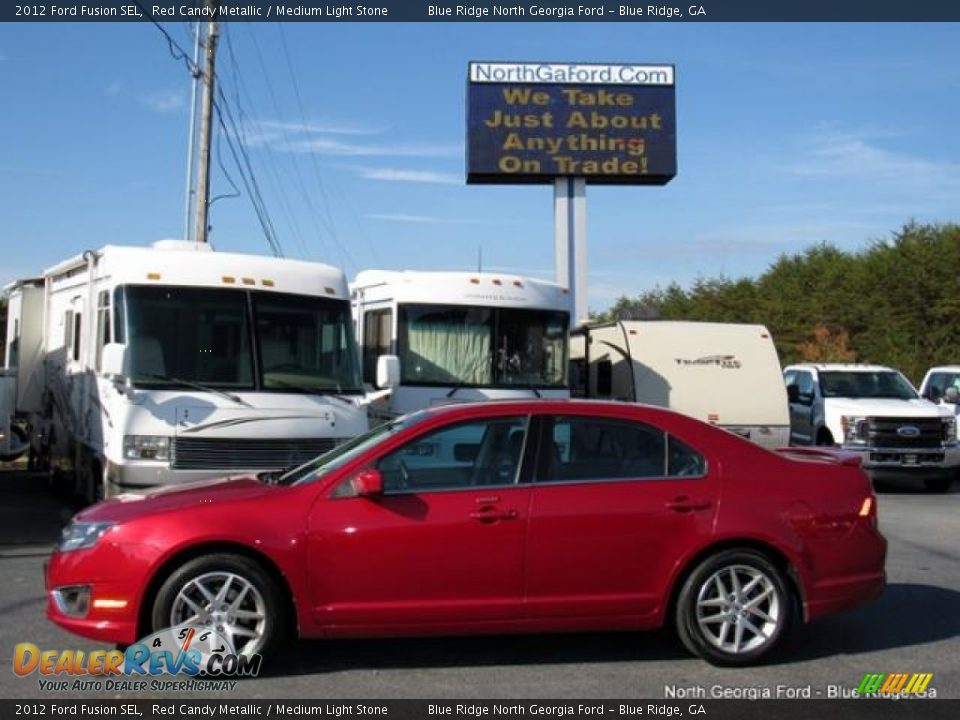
[{"xmin": 467, "ymin": 61, "xmax": 677, "ymax": 326}]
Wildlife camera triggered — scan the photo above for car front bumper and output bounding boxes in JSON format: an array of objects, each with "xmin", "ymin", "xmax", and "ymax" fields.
[{"xmin": 45, "ymin": 541, "xmax": 162, "ymax": 645}]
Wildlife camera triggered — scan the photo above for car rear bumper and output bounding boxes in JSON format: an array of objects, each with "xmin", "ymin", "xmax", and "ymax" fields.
[{"xmin": 806, "ymin": 571, "xmax": 886, "ymax": 622}]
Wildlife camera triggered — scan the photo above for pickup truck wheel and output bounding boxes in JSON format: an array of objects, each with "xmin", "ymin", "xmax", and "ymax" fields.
[
  {"xmin": 815, "ymin": 429, "xmax": 835, "ymax": 446},
  {"xmin": 924, "ymin": 477, "xmax": 953, "ymax": 493}
]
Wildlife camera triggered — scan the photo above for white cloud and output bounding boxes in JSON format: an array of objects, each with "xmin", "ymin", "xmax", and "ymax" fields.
[
  {"xmin": 788, "ymin": 126, "xmax": 960, "ymax": 191},
  {"xmin": 255, "ymin": 119, "xmax": 384, "ymax": 136},
  {"xmin": 284, "ymin": 137, "xmax": 462, "ymax": 158},
  {"xmin": 139, "ymin": 90, "xmax": 185, "ymax": 113},
  {"xmin": 356, "ymin": 167, "xmax": 462, "ymax": 185},
  {"xmin": 366, "ymin": 213, "xmax": 445, "ymax": 223}
]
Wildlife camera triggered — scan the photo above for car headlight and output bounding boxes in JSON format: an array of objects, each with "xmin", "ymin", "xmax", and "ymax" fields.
[
  {"xmin": 944, "ymin": 416, "xmax": 957, "ymax": 441},
  {"xmin": 123, "ymin": 435, "xmax": 171, "ymax": 461},
  {"xmin": 58, "ymin": 522, "xmax": 115, "ymax": 553},
  {"xmin": 841, "ymin": 416, "xmax": 868, "ymax": 444}
]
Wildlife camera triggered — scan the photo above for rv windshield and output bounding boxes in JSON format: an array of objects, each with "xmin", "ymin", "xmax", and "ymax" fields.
[
  {"xmin": 119, "ymin": 286, "xmax": 362, "ymax": 393},
  {"xmin": 398, "ymin": 304, "xmax": 568, "ymax": 389}
]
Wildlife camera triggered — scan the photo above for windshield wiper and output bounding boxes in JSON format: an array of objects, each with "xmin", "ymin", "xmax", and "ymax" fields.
[
  {"xmin": 268, "ymin": 379, "xmax": 358, "ymax": 406},
  {"xmin": 143, "ymin": 373, "xmax": 250, "ymax": 406}
]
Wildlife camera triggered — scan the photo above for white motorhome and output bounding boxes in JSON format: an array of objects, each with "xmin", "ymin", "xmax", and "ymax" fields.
[
  {"xmin": 351, "ymin": 270, "xmax": 570, "ymax": 419},
  {"xmin": 2, "ymin": 240, "xmax": 368, "ymax": 502},
  {"xmin": 570, "ymin": 320, "xmax": 791, "ymax": 450}
]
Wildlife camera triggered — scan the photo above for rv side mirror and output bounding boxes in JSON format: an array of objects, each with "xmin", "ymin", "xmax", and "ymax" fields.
[
  {"xmin": 376, "ymin": 355, "xmax": 400, "ymax": 389},
  {"xmin": 786, "ymin": 383, "xmax": 800, "ymax": 404},
  {"xmin": 101, "ymin": 343, "xmax": 128, "ymax": 381},
  {"xmin": 944, "ymin": 387, "xmax": 960, "ymax": 404},
  {"xmin": 352, "ymin": 469, "xmax": 383, "ymax": 497}
]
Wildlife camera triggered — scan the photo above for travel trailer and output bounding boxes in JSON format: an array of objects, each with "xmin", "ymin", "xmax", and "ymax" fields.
[
  {"xmin": 2, "ymin": 240, "xmax": 369, "ymax": 502},
  {"xmin": 570, "ymin": 320, "xmax": 790, "ymax": 450},
  {"xmin": 351, "ymin": 270, "xmax": 571, "ymax": 419}
]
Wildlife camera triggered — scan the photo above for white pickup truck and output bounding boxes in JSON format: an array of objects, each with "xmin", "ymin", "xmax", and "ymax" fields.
[
  {"xmin": 919, "ymin": 366, "xmax": 960, "ymax": 438},
  {"xmin": 784, "ymin": 363, "xmax": 959, "ymax": 492}
]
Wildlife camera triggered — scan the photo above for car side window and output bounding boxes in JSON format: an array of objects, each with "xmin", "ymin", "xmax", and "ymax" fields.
[
  {"xmin": 795, "ymin": 371, "xmax": 815, "ymax": 400},
  {"xmin": 376, "ymin": 416, "xmax": 529, "ymax": 493},
  {"xmin": 538, "ymin": 415, "xmax": 685, "ymax": 483}
]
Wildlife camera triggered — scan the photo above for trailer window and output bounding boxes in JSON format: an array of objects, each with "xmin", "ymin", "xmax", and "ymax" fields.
[
  {"xmin": 72, "ymin": 313, "xmax": 82, "ymax": 362},
  {"xmin": 64, "ymin": 310, "xmax": 74, "ymax": 351},
  {"xmin": 95, "ymin": 290, "xmax": 111, "ymax": 371}
]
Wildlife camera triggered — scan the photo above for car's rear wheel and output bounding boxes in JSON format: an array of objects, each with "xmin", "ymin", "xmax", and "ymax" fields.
[
  {"xmin": 675, "ymin": 549, "xmax": 790, "ymax": 666},
  {"xmin": 151, "ymin": 554, "xmax": 283, "ymax": 657}
]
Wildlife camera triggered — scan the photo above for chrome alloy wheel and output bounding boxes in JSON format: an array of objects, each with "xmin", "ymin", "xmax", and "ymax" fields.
[
  {"xmin": 695, "ymin": 564, "xmax": 781, "ymax": 655},
  {"xmin": 170, "ymin": 571, "xmax": 267, "ymax": 656}
]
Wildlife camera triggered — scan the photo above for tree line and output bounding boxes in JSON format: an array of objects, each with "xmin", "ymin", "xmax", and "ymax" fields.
[{"xmin": 599, "ymin": 222, "xmax": 960, "ymax": 385}]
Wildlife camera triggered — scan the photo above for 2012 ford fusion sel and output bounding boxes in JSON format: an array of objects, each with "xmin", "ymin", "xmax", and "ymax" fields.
[{"xmin": 46, "ymin": 400, "xmax": 886, "ymax": 665}]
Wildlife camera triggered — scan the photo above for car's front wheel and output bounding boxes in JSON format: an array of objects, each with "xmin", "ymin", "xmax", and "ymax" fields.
[
  {"xmin": 675, "ymin": 549, "xmax": 791, "ymax": 666},
  {"xmin": 151, "ymin": 554, "xmax": 284, "ymax": 657}
]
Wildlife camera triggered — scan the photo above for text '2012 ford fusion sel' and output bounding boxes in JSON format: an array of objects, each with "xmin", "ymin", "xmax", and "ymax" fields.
[{"xmin": 47, "ymin": 400, "xmax": 886, "ymax": 666}]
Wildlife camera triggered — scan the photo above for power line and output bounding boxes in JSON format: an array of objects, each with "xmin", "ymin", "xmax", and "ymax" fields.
[
  {"xmin": 244, "ymin": 23, "xmax": 341, "ymax": 265},
  {"xmin": 276, "ymin": 25, "xmax": 360, "ymax": 273},
  {"xmin": 215, "ymin": 88, "xmax": 284, "ymax": 257},
  {"xmin": 221, "ymin": 25, "xmax": 310, "ymax": 260},
  {"xmin": 134, "ymin": 3, "xmax": 284, "ymax": 258}
]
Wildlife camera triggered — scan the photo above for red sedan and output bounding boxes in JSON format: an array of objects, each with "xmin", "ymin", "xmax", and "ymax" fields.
[{"xmin": 47, "ymin": 400, "xmax": 885, "ymax": 666}]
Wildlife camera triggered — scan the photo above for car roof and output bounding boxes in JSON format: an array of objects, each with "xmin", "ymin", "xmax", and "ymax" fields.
[
  {"xmin": 786, "ymin": 363, "xmax": 896, "ymax": 373},
  {"xmin": 413, "ymin": 398, "xmax": 689, "ymax": 423}
]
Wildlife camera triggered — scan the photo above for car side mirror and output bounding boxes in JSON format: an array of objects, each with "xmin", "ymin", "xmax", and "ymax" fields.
[
  {"xmin": 944, "ymin": 387, "xmax": 960, "ymax": 404},
  {"xmin": 786, "ymin": 383, "xmax": 800, "ymax": 403},
  {"xmin": 101, "ymin": 343, "xmax": 128, "ymax": 382},
  {"xmin": 352, "ymin": 469, "xmax": 383, "ymax": 497},
  {"xmin": 376, "ymin": 355, "xmax": 400, "ymax": 389}
]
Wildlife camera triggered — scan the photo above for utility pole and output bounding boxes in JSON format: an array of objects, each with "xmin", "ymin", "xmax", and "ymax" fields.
[
  {"xmin": 182, "ymin": 22, "xmax": 202, "ymax": 243},
  {"xmin": 194, "ymin": 1, "xmax": 219, "ymax": 245}
]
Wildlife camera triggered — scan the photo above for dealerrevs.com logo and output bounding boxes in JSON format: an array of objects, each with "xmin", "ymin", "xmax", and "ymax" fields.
[{"xmin": 13, "ymin": 625, "xmax": 261, "ymax": 692}]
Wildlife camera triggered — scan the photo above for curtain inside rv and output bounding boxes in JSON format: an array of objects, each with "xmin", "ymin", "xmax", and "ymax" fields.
[{"xmin": 400, "ymin": 307, "xmax": 493, "ymax": 385}]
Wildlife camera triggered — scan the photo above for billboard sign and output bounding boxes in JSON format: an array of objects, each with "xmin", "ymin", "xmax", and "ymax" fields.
[{"xmin": 467, "ymin": 61, "xmax": 677, "ymax": 185}]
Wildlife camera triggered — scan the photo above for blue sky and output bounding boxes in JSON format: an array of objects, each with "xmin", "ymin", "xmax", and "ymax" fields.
[{"xmin": 2, "ymin": 22, "xmax": 959, "ymax": 311}]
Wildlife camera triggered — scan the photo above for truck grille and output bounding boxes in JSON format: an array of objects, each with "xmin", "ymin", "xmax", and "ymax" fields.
[
  {"xmin": 171, "ymin": 437, "xmax": 342, "ymax": 470},
  {"xmin": 866, "ymin": 417, "xmax": 945, "ymax": 449}
]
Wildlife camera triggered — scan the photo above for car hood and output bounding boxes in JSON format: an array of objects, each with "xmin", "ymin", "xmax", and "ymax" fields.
[
  {"xmin": 75, "ymin": 476, "xmax": 274, "ymax": 524},
  {"xmin": 825, "ymin": 397, "xmax": 950, "ymax": 418}
]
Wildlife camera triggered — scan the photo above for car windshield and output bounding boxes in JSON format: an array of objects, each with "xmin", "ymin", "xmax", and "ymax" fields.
[
  {"xmin": 119, "ymin": 285, "xmax": 362, "ymax": 393},
  {"xmin": 398, "ymin": 304, "xmax": 568, "ymax": 388},
  {"xmin": 819, "ymin": 371, "xmax": 919, "ymax": 400},
  {"xmin": 277, "ymin": 412, "xmax": 428, "ymax": 486}
]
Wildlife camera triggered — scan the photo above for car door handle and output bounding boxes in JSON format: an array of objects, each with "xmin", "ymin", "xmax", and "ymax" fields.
[
  {"xmin": 469, "ymin": 508, "xmax": 518, "ymax": 522},
  {"xmin": 665, "ymin": 497, "xmax": 713, "ymax": 513}
]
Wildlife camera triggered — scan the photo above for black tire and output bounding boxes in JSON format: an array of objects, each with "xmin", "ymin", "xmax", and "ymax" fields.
[
  {"xmin": 151, "ymin": 554, "xmax": 285, "ymax": 658},
  {"xmin": 675, "ymin": 549, "xmax": 791, "ymax": 666},
  {"xmin": 924, "ymin": 477, "xmax": 953, "ymax": 493},
  {"xmin": 815, "ymin": 429, "xmax": 835, "ymax": 447},
  {"xmin": 0, "ymin": 425, "xmax": 29, "ymax": 462},
  {"xmin": 84, "ymin": 459, "xmax": 104, "ymax": 506}
]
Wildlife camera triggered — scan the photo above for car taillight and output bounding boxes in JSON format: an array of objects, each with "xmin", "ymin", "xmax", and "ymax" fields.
[{"xmin": 858, "ymin": 496, "xmax": 877, "ymax": 528}]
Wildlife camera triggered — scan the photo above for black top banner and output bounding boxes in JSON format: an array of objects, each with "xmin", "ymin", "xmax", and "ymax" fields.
[{"xmin": 6, "ymin": 0, "xmax": 960, "ymax": 22}]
